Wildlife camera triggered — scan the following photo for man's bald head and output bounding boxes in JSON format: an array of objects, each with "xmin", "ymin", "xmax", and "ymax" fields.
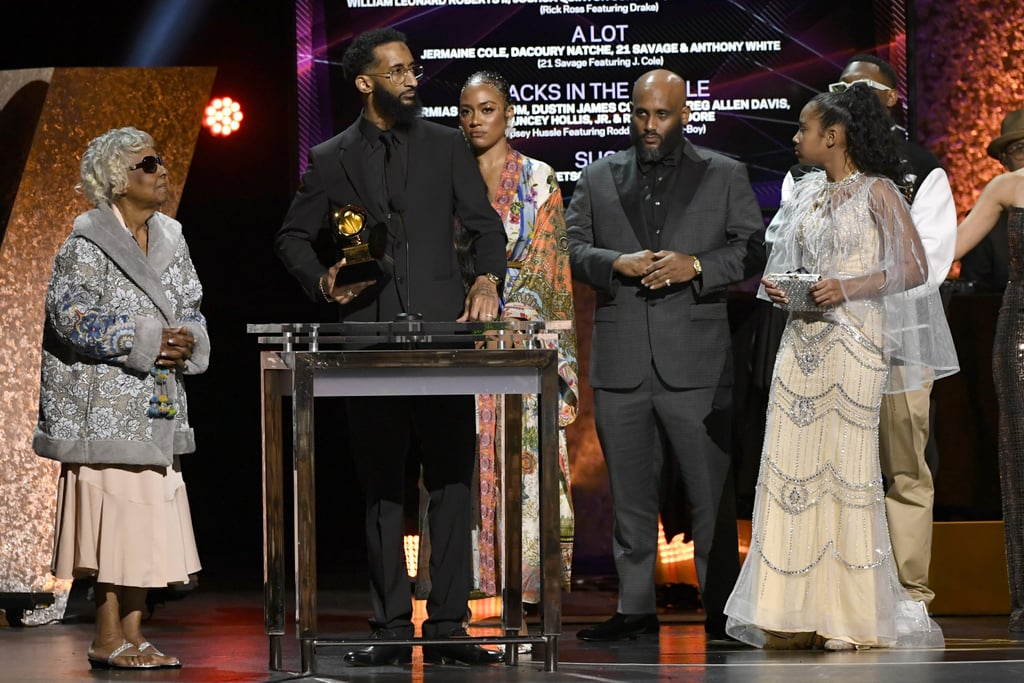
[{"xmin": 633, "ymin": 69, "xmax": 687, "ymax": 107}]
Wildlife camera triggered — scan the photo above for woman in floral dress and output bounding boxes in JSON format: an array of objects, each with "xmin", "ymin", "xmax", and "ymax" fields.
[{"xmin": 457, "ymin": 71, "xmax": 578, "ymax": 605}]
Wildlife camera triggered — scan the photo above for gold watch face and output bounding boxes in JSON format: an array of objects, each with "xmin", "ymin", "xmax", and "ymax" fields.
[{"xmin": 693, "ymin": 257, "xmax": 702, "ymax": 274}]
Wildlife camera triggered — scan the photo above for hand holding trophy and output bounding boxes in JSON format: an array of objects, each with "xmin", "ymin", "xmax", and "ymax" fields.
[
  {"xmin": 320, "ymin": 204, "xmax": 385, "ymax": 304},
  {"xmin": 331, "ymin": 204, "xmax": 387, "ymax": 284}
]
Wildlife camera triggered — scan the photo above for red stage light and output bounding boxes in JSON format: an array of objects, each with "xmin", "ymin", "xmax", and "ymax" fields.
[{"xmin": 203, "ymin": 96, "xmax": 244, "ymax": 136}]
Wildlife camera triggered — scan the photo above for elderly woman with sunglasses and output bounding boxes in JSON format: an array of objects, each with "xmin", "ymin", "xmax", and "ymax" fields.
[{"xmin": 33, "ymin": 127, "xmax": 209, "ymax": 670}]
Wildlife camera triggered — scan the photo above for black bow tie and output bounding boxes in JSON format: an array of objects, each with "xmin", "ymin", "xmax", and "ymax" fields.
[{"xmin": 638, "ymin": 154, "xmax": 676, "ymax": 174}]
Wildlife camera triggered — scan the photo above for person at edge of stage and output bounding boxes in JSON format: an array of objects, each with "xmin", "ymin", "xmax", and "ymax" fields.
[
  {"xmin": 958, "ymin": 109, "xmax": 1024, "ymax": 293},
  {"xmin": 954, "ymin": 109, "xmax": 1024, "ymax": 634},
  {"xmin": 567, "ymin": 68, "xmax": 762, "ymax": 643},
  {"xmin": 35, "ymin": 127, "xmax": 209, "ymax": 670},
  {"xmin": 274, "ymin": 27, "xmax": 507, "ymax": 666}
]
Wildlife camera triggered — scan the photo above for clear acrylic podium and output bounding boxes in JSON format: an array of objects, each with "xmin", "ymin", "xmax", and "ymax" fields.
[{"xmin": 249, "ymin": 321, "xmax": 567, "ymax": 673}]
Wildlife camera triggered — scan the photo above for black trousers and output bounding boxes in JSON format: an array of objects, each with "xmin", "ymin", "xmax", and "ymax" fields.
[{"xmin": 345, "ymin": 394, "xmax": 476, "ymax": 637}]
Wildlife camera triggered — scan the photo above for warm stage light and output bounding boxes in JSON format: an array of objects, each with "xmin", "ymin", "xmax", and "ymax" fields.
[
  {"xmin": 657, "ymin": 518, "xmax": 696, "ymax": 565},
  {"xmin": 655, "ymin": 518, "xmax": 752, "ymax": 586},
  {"xmin": 203, "ymin": 96, "xmax": 244, "ymax": 136},
  {"xmin": 403, "ymin": 534, "xmax": 419, "ymax": 578}
]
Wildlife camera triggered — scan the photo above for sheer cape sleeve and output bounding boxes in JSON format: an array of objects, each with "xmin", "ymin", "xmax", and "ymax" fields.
[{"xmin": 761, "ymin": 171, "xmax": 958, "ymax": 393}]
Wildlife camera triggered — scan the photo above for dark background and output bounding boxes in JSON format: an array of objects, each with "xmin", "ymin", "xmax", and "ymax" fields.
[{"xmin": 318, "ymin": 0, "xmax": 879, "ymax": 201}]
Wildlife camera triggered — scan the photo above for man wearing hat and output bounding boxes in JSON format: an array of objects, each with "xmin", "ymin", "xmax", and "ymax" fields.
[{"xmin": 959, "ymin": 109, "xmax": 1024, "ymax": 292}]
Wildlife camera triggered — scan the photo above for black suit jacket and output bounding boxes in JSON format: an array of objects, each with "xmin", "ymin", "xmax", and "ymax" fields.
[
  {"xmin": 960, "ymin": 210, "xmax": 1010, "ymax": 293},
  {"xmin": 275, "ymin": 117, "xmax": 506, "ymax": 322}
]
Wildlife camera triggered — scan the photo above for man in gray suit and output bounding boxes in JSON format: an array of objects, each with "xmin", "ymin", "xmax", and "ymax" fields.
[{"xmin": 568, "ymin": 69, "xmax": 762, "ymax": 641}]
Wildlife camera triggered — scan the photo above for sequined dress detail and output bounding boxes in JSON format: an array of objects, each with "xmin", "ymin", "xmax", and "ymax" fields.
[
  {"xmin": 994, "ymin": 206, "xmax": 1024, "ymax": 631},
  {"xmin": 725, "ymin": 173, "xmax": 943, "ymax": 648}
]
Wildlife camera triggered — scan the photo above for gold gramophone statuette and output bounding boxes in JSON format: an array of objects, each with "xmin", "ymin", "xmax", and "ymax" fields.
[{"xmin": 331, "ymin": 204, "xmax": 372, "ymax": 263}]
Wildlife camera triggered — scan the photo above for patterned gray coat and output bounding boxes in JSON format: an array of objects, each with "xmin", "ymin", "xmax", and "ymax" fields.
[{"xmin": 33, "ymin": 204, "xmax": 210, "ymax": 467}]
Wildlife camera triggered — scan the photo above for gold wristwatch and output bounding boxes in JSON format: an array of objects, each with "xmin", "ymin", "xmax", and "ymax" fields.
[
  {"xmin": 692, "ymin": 255, "xmax": 702, "ymax": 276},
  {"xmin": 481, "ymin": 272, "xmax": 502, "ymax": 287}
]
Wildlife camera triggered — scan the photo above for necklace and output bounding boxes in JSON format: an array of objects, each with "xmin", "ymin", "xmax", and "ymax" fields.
[
  {"xmin": 812, "ymin": 171, "xmax": 862, "ymax": 211},
  {"xmin": 824, "ymin": 170, "xmax": 862, "ymax": 188},
  {"xmin": 800, "ymin": 171, "xmax": 862, "ymax": 253}
]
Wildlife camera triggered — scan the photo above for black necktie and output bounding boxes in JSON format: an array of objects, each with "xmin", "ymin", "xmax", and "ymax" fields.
[{"xmin": 380, "ymin": 131, "xmax": 405, "ymax": 213}]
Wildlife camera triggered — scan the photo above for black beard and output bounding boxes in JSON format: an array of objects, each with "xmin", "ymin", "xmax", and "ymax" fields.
[
  {"xmin": 630, "ymin": 119, "xmax": 684, "ymax": 163},
  {"xmin": 375, "ymin": 86, "xmax": 422, "ymax": 126}
]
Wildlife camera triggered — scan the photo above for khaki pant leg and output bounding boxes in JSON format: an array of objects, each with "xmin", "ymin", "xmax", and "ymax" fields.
[{"xmin": 878, "ymin": 380, "xmax": 935, "ymax": 606}]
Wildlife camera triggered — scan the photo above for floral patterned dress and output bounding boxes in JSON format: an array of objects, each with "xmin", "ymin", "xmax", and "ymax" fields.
[{"xmin": 474, "ymin": 149, "xmax": 578, "ymax": 602}]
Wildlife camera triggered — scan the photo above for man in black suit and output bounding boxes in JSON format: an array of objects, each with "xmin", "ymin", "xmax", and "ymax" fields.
[
  {"xmin": 567, "ymin": 69, "xmax": 761, "ymax": 641},
  {"xmin": 275, "ymin": 28, "xmax": 506, "ymax": 666}
]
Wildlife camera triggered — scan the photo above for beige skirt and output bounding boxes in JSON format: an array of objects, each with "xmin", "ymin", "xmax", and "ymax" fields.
[{"xmin": 52, "ymin": 456, "xmax": 201, "ymax": 588}]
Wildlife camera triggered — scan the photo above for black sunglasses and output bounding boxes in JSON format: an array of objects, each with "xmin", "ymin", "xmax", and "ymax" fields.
[{"xmin": 128, "ymin": 155, "xmax": 165, "ymax": 173}]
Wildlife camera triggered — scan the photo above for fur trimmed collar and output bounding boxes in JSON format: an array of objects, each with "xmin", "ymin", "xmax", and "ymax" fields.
[{"xmin": 72, "ymin": 205, "xmax": 182, "ymax": 323}]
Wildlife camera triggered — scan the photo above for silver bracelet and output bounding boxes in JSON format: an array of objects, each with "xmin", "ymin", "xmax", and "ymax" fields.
[{"xmin": 318, "ymin": 276, "xmax": 334, "ymax": 303}]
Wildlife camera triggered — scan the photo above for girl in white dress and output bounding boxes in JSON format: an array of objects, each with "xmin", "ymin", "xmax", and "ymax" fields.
[{"xmin": 724, "ymin": 84, "xmax": 957, "ymax": 650}]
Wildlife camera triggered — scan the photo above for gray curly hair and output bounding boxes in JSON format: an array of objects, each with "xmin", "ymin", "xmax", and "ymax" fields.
[{"xmin": 77, "ymin": 127, "xmax": 155, "ymax": 206}]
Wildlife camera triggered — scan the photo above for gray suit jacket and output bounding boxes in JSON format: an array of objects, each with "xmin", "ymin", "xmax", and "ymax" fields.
[{"xmin": 567, "ymin": 140, "xmax": 762, "ymax": 389}]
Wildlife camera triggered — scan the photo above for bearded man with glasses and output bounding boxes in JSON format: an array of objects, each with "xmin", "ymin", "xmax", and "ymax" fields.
[
  {"xmin": 774, "ymin": 53, "xmax": 957, "ymax": 623},
  {"xmin": 276, "ymin": 27, "xmax": 506, "ymax": 667}
]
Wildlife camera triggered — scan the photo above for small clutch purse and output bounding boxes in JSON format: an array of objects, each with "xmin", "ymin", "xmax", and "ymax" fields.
[{"xmin": 766, "ymin": 273, "xmax": 832, "ymax": 312}]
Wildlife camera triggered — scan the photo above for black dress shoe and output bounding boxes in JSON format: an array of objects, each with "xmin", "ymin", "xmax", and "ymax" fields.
[
  {"xmin": 343, "ymin": 630, "xmax": 412, "ymax": 667},
  {"xmin": 422, "ymin": 629, "xmax": 503, "ymax": 665},
  {"xmin": 704, "ymin": 613, "xmax": 728, "ymax": 638},
  {"xmin": 576, "ymin": 612, "xmax": 659, "ymax": 641}
]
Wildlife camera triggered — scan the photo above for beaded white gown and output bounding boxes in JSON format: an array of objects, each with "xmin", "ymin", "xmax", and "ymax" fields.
[{"xmin": 724, "ymin": 172, "xmax": 951, "ymax": 648}]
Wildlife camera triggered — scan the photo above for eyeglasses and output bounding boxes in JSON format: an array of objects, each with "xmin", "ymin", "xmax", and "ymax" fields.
[
  {"xmin": 828, "ymin": 78, "xmax": 892, "ymax": 93},
  {"xmin": 127, "ymin": 155, "xmax": 165, "ymax": 173},
  {"xmin": 366, "ymin": 64, "xmax": 424, "ymax": 85},
  {"xmin": 1003, "ymin": 141, "xmax": 1024, "ymax": 161}
]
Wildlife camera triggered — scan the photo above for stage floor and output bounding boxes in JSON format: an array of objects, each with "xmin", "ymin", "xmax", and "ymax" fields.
[{"xmin": 3, "ymin": 581, "xmax": 1023, "ymax": 683}]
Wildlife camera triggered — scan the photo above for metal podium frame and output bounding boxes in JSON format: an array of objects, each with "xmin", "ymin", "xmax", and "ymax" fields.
[{"xmin": 253, "ymin": 322, "xmax": 565, "ymax": 674}]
